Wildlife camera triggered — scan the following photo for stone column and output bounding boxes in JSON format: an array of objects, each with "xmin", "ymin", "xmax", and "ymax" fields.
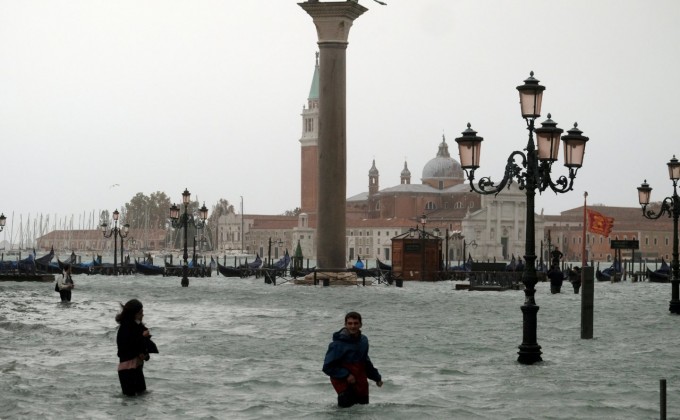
[{"xmin": 299, "ymin": 1, "xmax": 367, "ymax": 271}]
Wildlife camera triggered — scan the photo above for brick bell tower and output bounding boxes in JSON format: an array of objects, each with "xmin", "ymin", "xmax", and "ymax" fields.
[{"xmin": 300, "ymin": 52, "xmax": 320, "ymax": 218}]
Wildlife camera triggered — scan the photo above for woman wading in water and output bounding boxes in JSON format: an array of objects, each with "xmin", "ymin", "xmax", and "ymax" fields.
[{"xmin": 115, "ymin": 299, "xmax": 157, "ymax": 396}]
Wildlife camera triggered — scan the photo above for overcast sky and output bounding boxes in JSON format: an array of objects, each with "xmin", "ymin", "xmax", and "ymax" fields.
[{"xmin": 1, "ymin": 0, "xmax": 678, "ymax": 233}]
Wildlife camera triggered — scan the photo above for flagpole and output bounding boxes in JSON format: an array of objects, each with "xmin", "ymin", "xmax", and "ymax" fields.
[{"xmin": 582, "ymin": 191, "xmax": 588, "ymax": 268}]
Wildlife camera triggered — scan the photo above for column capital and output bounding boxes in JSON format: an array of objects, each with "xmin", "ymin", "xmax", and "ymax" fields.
[{"xmin": 299, "ymin": 1, "xmax": 367, "ymax": 43}]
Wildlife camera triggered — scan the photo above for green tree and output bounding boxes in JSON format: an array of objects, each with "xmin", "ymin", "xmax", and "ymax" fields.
[
  {"xmin": 282, "ymin": 207, "xmax": 301, "ymax": 217},
  {"xmin": 123, "ymin": 191, "xmax": 172, "ymax": 229},
  {"xmin": 149, "ymin": 191, "xmax": 172, "ymax": 229},
  {"xmin": 208, "ymin": 198, "xmax": 234, "ymax": 227}
]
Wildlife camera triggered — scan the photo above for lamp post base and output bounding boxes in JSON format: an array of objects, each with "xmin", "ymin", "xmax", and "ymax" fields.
[
  {"xmin": 518, "ymin": 303, "xmax": 542, "ymax": 364},
  {"xmin": 181, "ymin": 265, "xmax": 189, "ymax": 287},
  {"xmin": 671, "ymin": 280, "xmax": 680, "ymax": 314},
  {"xmin": 518, "ymin": 343, "xmax": 543, "ymax": 364}
]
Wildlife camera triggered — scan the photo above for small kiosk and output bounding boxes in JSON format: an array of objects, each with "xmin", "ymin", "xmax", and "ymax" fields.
[{"xmin": 391, "ymin": 227, "xmax": 442, "ymax": 281}]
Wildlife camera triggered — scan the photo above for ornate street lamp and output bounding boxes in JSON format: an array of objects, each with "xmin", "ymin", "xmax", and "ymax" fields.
[
  {"xmin": 455, "ymin": 71, "xmax": 589, "ymax": 364},
  {"xmin": 169, "ymin": 189, "xmax": 208, "ymax": 287},
  {"xmin": 463, "ymin": 239, "xmax": 477, "ymax": 264},
  {"xmin": 450, "ymin": 230, "xmax": 477, "ymax": 266},
  {"xmin": 637, "ymin": 155, "xmax": 680, "ymax": 314},
  {"xmin": 0, "ymin": 213, "xmax": 6, "ymax": 232},
  {"xmin": 100, "ymin": 209, "xmax": 130, "ymax": 275}
]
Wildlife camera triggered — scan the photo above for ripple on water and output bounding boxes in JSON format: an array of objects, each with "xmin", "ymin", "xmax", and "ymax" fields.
[{"xmin": 0, "ymin": 277, "xmax": 678, "ymax": 419}]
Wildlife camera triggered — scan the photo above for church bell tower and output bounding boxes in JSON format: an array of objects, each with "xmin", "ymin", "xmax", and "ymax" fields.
[{"xmin": 300, "ymin": 53, "xmax": 320, "ymax": 216}]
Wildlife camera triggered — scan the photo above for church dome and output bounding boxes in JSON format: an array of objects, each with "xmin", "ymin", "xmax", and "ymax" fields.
[{"xmin": 421, "ymin": 135, "xmax": 464, "ymax": 179}]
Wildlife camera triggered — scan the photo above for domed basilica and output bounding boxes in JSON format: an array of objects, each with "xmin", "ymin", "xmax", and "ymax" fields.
[{"xmin": 346, "ymin": 135, "xmax": 480, "ymax": 224}]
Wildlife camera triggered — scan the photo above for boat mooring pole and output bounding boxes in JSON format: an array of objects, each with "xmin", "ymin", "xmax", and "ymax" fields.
[
  {"xmin": 581, "ymin": 266, "xmax": 594, "ymax": 339},
  {"xmin": 660, "ymin": 378, "xmax": 667, "ymax": 420}
]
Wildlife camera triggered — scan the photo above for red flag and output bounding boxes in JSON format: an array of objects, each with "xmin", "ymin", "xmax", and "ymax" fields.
[{"xmin": 587, "ymin": 209, "xmax": 615, "ymax": 237}]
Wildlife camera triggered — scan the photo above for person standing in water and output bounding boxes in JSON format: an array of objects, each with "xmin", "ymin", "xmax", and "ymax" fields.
[
  {"xmin": 56, "ymin": 268, "xmax": 74, "ymax": 302},
  {"xmin": 323, "ymin": 311, "xmax": 383, "ymax": 407},
  {"xmin": 115, "ymin": 299, "xmax": 157, "ymax": 396}
]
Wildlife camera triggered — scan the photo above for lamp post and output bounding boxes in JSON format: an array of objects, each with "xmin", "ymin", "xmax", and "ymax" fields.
[
  {"xmin": 420, "ymin": 214, "xmax": 427, "ymax": 280},
  {"xmin": 268, "ymin": 237, "xmax": 283, "ymax": 268},
  {"xmin": 240, "ymin": 195, "xmax": 244, "ymax": 254},
  {"xmin": 637, "ymin": 155, "xmax": 680, "ymax": 314},
  {"xmin": 463, "ymin": 239, "xmax": 477, "ymax": 265},
  {"xmin": 455, "ymin": 71, "xmax": 589, "ymax": 364},
  {"xmin": 445, "ymin": 228, "xmax": 451, "ymax": 270},
  {"xmin": 433, "ymin": 227, "xmax": 441, "ymax": 274},
  {"xmin": 100, "ymin": 209, "xmax": 130, "ymax": 275},
  {"xmin": 169, "ymin": 188, "xmax": 208, "ymax": 287},
  {"xmin": 0, "ymin": 213, "xmax": 5, "ymax": 232},
  {"xmin": 449, "ymin": 230, "xmax": 477, "ymax": 267}
]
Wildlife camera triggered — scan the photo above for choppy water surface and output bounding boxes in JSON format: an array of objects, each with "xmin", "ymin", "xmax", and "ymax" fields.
[{"xmin": 1, "ymin": 275, "xmax": 678, "ymax": 419}]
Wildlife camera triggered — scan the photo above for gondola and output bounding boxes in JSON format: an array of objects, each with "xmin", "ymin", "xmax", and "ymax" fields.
[
  {"xmin": 450, "ymin": 255, "xmax": 473, "ymax": 272},
  {"xmin": 217, "ymin": 254, "xmax": 262, "ymax": 278},
  {"xmin": 216, "ymin": 263, "xmax": 244, "ymax": 277},
  {"xmin": 58, "ymin": 258, "xmax": 93, "ymax": 275},
  {"xmin": 8, "ymin": 248, "xmax": 56, "ymax": 274},
  {"xmin": 596, "ymin": 260, "xmax": 622, "ymax": 282},
  {"xmin": 240, "ymin": 254, "xmax": 262, "ymax": 277},
  {"xmin": 290, "ymin": 266, "xmax": 316, "ymax": 278},
  {"xmin": 35, "ymin": 249, "xmax": 61, "ymax": 274},
  {"xmin": 0, "ymin": 250, "xmax": 43, "ymax": 273},
  {"xmin": 376, "ymin": 259, "xmax": 392, "ymax": 271},
  {"xmin": 257, "ymin": 251, "xmax": 291, "ymax": 280},
  {"xmin": 646, "ymin": 268, "xmax": 669, "ymax": 283},
  {"xmin": 647, "ymin": 258, "xmax": 671, "ymax": 283},
  {"xmin": 350, "ymin": 257, "xmax": 379, "ymax": 278},
  {"xmin": 272, "ymin": 251, "xmax": 290, "ymax": 269},
  {"xmin": 135, "ymin": 261, "xmax": 165, "ymax": 275},
  {"xmin": 351, "ymin": 267, "xmax": 382, "ymax": 279}
]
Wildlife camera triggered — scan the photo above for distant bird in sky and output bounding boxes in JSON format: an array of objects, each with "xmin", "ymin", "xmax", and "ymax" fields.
[{"xmin": 110, "ymin": 184, "xmax": 120, "ymax": 188}]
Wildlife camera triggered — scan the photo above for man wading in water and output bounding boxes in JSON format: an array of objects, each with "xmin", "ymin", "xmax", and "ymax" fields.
[{"xmin": 322, "ymin": 312, "xmax": 383, "ymax": 407}]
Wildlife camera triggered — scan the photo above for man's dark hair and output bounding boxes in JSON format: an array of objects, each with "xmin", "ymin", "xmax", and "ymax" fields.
[{"xmin": 345, "ymin": 311, "xmax": 362, "ymax": 323}]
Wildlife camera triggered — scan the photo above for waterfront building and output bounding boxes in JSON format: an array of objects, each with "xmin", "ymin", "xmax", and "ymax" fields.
[
  {"xmin": 35, "ymin": 228, "xmax": 166, "ymax": 255},
  {"xmin": 544, "ymin": 205, "xmax": 675, "ymax": 263}
]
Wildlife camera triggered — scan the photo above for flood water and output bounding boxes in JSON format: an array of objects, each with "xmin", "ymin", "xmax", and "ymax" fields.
[{"xmin": 1, "ymin": 274, "xmax": 678, "ymax": 419}]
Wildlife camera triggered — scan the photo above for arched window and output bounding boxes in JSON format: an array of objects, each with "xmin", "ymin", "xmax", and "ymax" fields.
[{"xmin": 425, "ymin": 202, "xmax": 436, "ymax": 210}]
